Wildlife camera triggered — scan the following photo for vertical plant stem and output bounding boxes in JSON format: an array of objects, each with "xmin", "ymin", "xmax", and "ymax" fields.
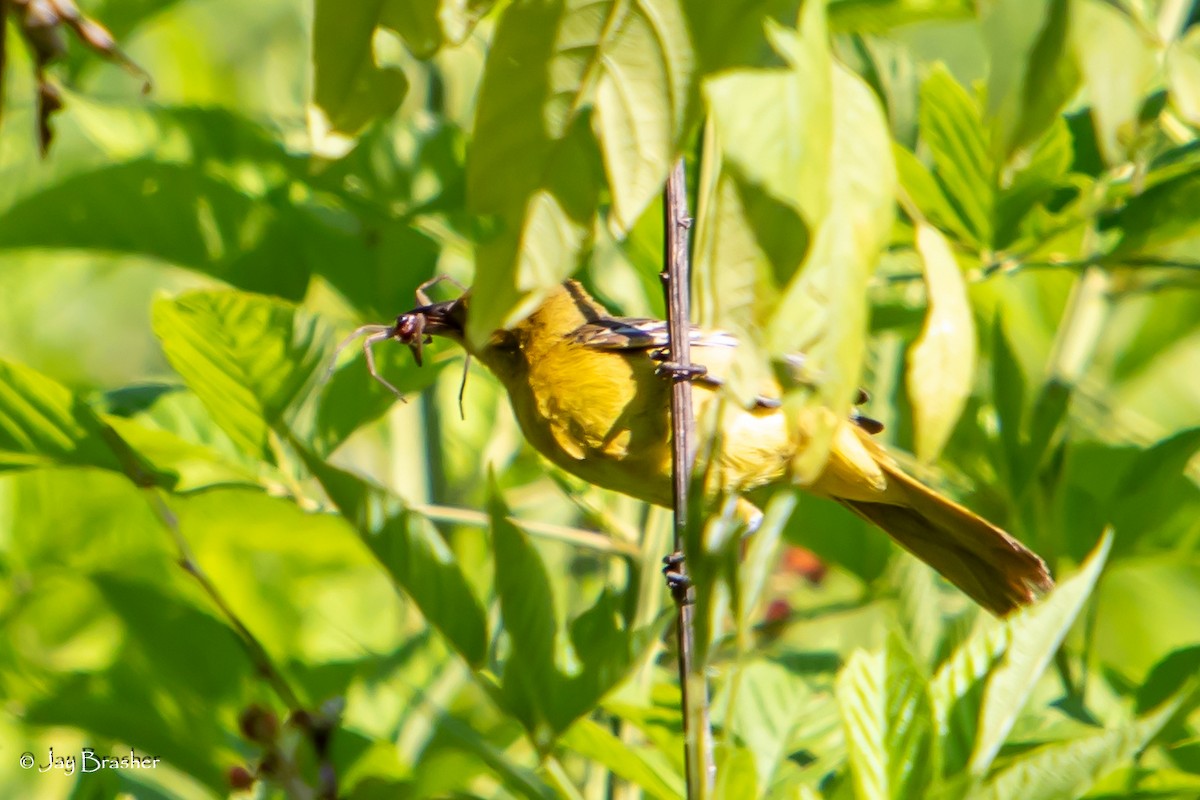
[{"xmin": 662, "ymin": 158, "xmax": 714, "ymax": 796}]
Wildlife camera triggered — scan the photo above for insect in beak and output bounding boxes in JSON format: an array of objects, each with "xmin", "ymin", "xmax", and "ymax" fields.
[{"xmin": 324, "ymin": 277, "xmax": 466, "ymax": 400}]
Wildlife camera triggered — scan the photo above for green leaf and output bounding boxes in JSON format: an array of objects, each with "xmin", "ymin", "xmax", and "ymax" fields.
[
  {"xmin": 379, "ymin": 0, "xmax": 444, "ymax": 58},
  {"xmin": 908, "ymin": 222, "xmax": 977, "ymax": 462},
  {"xmin": 837, "ymin": 634, "xmax": 935, "ymax": 800},
  {"xmin": 690, "ymin": 147, "xmax": 779, "ymax": 405},
  {"xmin": 705, "ymin": 16, "xmax": 833, "ymax": 240},
  {"xmin": 1109, "ymin": 427, "xmax": 1200, "ymax": 548},
  {"xmin": 990, "ymin": 314, "xmax": 1027, "ymax": 491},
  {"xmin": 894, "ymin": 144, "xmax": 977, "ymax": 245},
  {"xmin": 296, "ymin": 445, "xmax": 489, "ymax": 668},
  {"xmin": 310, "ymin": 0, "xmax": 408, "ymax": 141},
  {"xmin": 829, "ymin": 0, "xmax": 973, "ymax": 33},
  {"xmin": 1072, "ymin": 0, "xmax": 1157, "ymax": 166},
  {"xmin": 560, "ymin": 718, "xmax": 684, "ymax": 800},
  {"xmin": 489, "ymin": 486, "xmax": 560, "ymax": 742},
  {"xmin": 102, "ymin": 414, "xmax": 257, "ymax": 493},
  {"xmin": 152, "ymin": 291, "xmax": 327, "ymax": 460},
  {"xmin": 918, "ymin": 65, "xmax": 994, "ymax": 247},
  {"xmin": 315, "ymin": 330, "xmax": 450, "ymax": 455},
  {"xmin": 0, "ymin": 101, "xmax": 338, "ymax": 301},
  {"xmin": 0, "ymin": 358, "xmax": 189, "ymax": 492},
  {"xmin": 593, "ymin": 0, "xmax": 696, "ymax": 231},
  {"xmin": 0, "ymin": 357, "xmax": 126, "ymax": 474},
  {"xmin": 713, "ymin": 745, "xmax": 760, "ymax": 800},
  {"xmin": 774, "ymin": 62, "xmax": 895, "ymax": 481},
  {"xmin": 995, "ymin": 116, "xmax": 1073, "ymax": 246},
  {"xmin": 435, "ymin": 713, "xmax": 560, "ymax": 800},
  {"xmin": 891, "ymin": 553, "xmax": 946, "ymax": 669},
  {"xmin": 490, "ymin": 484, "xmax": 636, "ymax": 743},
  {"xmin": 379, "ymin": 0, "xmax": 493, "ymax": 56},
  {"xmin": 693, "ymin": 6, "xmax": 840, "ymax": 407},
  {"xmin": 738, "ymin": 493, "xmax": 797, "ymax": 629},
  {"xmin": 981, "ymin": 0, "xmax": 1079, "ymax": 163},
  {"xmin": 930, "ymin": 611, "xmax": 1007, "ymax": 777},
  {"xmin": 971, "ymin": 694, "xmax": 1183, "ymax": 800},
  {"xmin": 1167, "ymin": 26, "xmax": 1200, "ymax": 126},
  {"xmin": 466, "ymin": 0, "xmax": 607, "ymax": 348},
  {"xmin": 726, "ymin": 659, "xmax": 817, "ymax": 789},
  {"xmin": 1136, "ymin": 644, "xmax": 1200, "ymax": 715},
  {"xmin": 969, "ymin": 530, "xmax": 1112, "ymax": 775},
  {"xmin": 1110, "ymin": 171, "xmax": 1200, "ymax": 258},
  {"xmin": 171, "ymin": 487, "xmax": 402, "ymax": 669},
  {"xmin": 18, "ymin": 573, "xmax": 251, "ymax": 791}
]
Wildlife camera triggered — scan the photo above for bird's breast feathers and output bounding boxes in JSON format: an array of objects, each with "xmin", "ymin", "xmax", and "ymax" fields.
[{"xmin": 491, "ymin": 320, "xmax": 795, "ymax": 505}]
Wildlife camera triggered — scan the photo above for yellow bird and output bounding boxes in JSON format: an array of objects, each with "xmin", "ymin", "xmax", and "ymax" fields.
[{"xmin": 362, "ymin": 279, "xmax": 1051, "ymax": 615}]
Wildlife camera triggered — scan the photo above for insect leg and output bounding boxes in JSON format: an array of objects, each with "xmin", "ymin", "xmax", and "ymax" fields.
[
  {"xmin": 363, "ymin": 329, "xmax": 407, "ymax": 400},
  {"xmin": 325, "ymin": 324, "xmax": 393, "ymax": 383},
  {"xmin": 415, "ymin": 275, "xmax": 466, "ymax": 306}
]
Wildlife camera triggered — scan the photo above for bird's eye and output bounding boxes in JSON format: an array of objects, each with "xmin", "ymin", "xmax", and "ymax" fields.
[{"xmin": 489, "ymin": 329, "xmax": 519, "ymax": 353}]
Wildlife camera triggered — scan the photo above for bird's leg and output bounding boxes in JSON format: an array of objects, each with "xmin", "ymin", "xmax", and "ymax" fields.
[{"xmin": 650, "ymin": 347, "xmax": 709, "ymax": 381}]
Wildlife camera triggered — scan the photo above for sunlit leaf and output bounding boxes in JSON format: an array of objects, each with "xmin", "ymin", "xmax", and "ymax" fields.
[
  {"xmin": 713, "ymin": 745, "xmax": 759, "ymax": 800},
  {"xmin": 918, "ymin": 65, "xmax": 993, "ymax": 247},
  {"xmin": 776, "ymin": 63, "xmax": 895, "ymax": 481},
  {"xmin": 0, "ymin": 357, "xmax": 128, "ymax": 474},
  {"xmin": 593, "ymin": 0, "xmax": 696, "ymax": 231},
  {"xmin": 981, "ymin": 0, "xmax": 1078, "ymax": 163},
  {"xmin": 969, "ymin": 530, "xmax": 1112, "ymax": 775},
  {"xmin": 894, "ymin": 143, "xmax": 977, "ymax": 245},
  {"xmin": 560, "ymin": 718, "xmax": 684, "ymax": 800},
  {"xmin": 908, "ymin": 222, "xmax": 977, "ymax": 462},
  {"xmin": 297, "ymin": 445, "xmax": 489, "ymax": 668},
  {"xmin": 1110, "ymin": 171, "xmax": 1200, "ymax": 258},
  {"xmin": 310, "ymin": 0, "xmax": 408, "ymax": 142},
  {"xmin": 829, "ymin": 0, "xmax": 973, "ymax": 32},
  {"xmin": 725, "ymin": 659, "xmax": 816, "ymax": 789},
  {"xmin": 466, "ymin": 0, "xmax": 607, "ymax": 348},
  {"xmin": 1167, "ymin": 27, "xmax": 1200, "ymax": 126},
  {"xmin": 19, "ymin": 573, "xmax": 251, "ymax": 791},
  {"xmin": 837, "ymin": 634, "xmax": 934, "ymax": 800},
  {"xmin": 152, "ymin": 291, "xmax": 327, "ymax": 460},
  {"xmin": 1072, "ymin": 0, "xmax": 1156, "ymax": 166},
  {"xmin": 973, "ymin": 692, "xmax": 1184, "ymax": 800}
]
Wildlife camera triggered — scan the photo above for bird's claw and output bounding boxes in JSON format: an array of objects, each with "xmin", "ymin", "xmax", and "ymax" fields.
[
  {"xmin": 662, "ymin": 552, "xmax": 692, "ymax": 603},
  {"xmin": 651, "ymin": 349, "xmax": 708, "ymax": 381}
]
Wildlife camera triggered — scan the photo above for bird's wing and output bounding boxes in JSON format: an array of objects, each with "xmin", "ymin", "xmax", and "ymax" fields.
[
  {"xmin": 569, "ymin": 317, "xmax": 883, "ymax": 434},
  {"xmin": 568, "ymin": 317, "xmax": 738, "ymax": 351}
]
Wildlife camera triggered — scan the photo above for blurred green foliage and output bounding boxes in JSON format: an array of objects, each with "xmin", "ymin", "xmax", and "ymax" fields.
[{"xmin": 1, "ymin": 0, "xmax": 1199, "ymax": 799}]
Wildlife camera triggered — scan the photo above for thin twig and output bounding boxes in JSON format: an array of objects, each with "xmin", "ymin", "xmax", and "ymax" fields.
[
  {"xmin": 411, "ymin": 503, "xmax": 641, "ymax": 557},
  {"xmin": 141, "ymin": 487, "xmax": 338, "ymax": 797},
  {"xmin": 661, "ymin": 158, "xmax": 714, "ymax": 796},
  {"xmin": 143, "ymin": 489, "xmax": 305, "ymax": 710}
]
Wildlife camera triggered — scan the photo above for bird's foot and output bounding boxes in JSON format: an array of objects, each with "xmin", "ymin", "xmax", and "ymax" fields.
[
  {"xmin": 650, "ymin": 349, "xmax": 709, "ymax": 380},
  {"xmin": 662, "ymin": 552, "xmax": 692, "ymax": 603}
]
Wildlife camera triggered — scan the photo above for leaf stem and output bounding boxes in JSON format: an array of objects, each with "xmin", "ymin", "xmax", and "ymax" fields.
[
  {"xmin": 412, "ymin": 503, "xmax": 641, "ymax": 557},
  {"xmin": 142, "ymin": 488, "xmax": 304, "ymax": 712}
]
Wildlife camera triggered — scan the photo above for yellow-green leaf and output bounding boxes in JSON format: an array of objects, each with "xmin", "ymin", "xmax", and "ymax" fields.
[{"xmin": 907, "ymin": 223, "xmax": 977, "ymax": 462}]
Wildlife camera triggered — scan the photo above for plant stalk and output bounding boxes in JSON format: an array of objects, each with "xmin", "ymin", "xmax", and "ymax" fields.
[{"xmin": 661, "ymin": 158, "xmax": 714, "ymax": 797}]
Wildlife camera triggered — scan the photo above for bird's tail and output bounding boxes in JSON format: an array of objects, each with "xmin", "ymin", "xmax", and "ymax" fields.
[{"xmin": 839, "ymin": 445, "xmax": 1053, "ymax": 616}]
